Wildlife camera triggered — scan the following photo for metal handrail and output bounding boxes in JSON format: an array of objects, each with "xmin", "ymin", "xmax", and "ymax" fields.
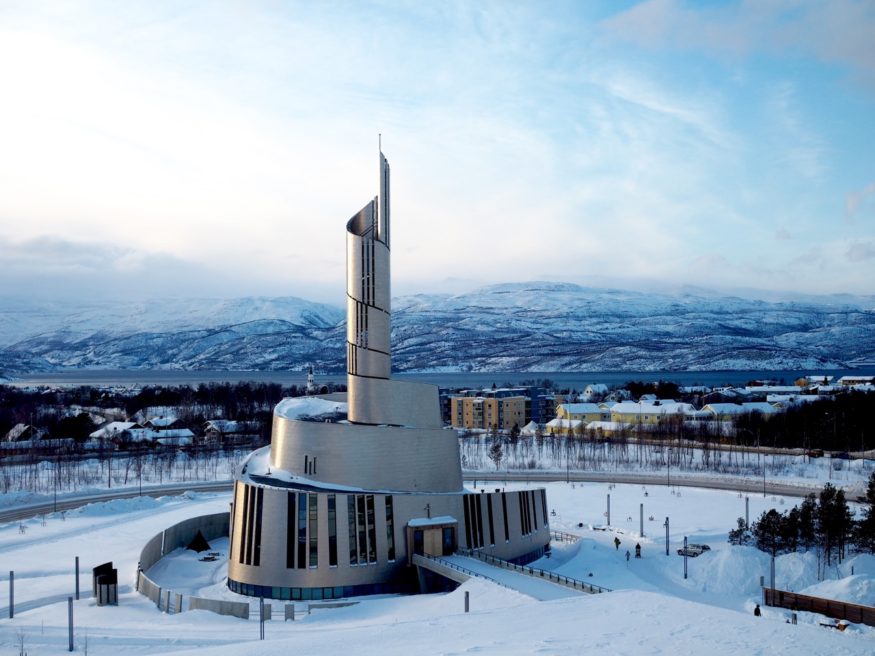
[
  {"xmin": 414, "ymin": 553, "xmax": 512, "ymax": 591},
  {"xmin": 459, "ymin": 549, "xmax": 611, "ymax": 594},
  {"xmin": 550, "ymin": 530, "xmax": 582, "ymax": 543}
]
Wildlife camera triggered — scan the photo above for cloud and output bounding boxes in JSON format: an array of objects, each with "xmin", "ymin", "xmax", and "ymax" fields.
[
  {"xmin": 767, "ymin": 82, "xmax": 825, "ymax": 181},
  {"xmin": 600, "ymin": 1, "xmax": 875, "ymax": 88},
  {"xmin": 846, "ymin": 241, "xmax": 875, "ymax": 262},
  {"xmin": 0, "ymin": 234, "xmax": 337, "ymax": 301}
]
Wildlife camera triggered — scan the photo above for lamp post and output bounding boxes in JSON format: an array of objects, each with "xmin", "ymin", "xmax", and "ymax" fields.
[
  {"xmin": 667, "ymin": 447, "xmax": 672, "ymax": 488},
  {"xmin": 763, "ymin": 453, "xmax": 766, "ymax": 498}
]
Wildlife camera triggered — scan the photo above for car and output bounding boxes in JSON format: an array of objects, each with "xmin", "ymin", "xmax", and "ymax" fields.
[{"xmin": 677, "ymin": 544, "xmax": 710, "ymax": 557}]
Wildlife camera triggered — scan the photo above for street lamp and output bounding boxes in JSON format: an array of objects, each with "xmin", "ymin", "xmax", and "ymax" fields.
[{"xmin": 667, "ymin": 447, "xmax": 672, "ymax": 488}]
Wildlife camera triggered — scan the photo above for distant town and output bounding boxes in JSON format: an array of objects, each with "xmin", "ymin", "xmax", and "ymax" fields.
[{"xmin": 2, "ymin": 373, "xmax": 874, "ymax": 464}]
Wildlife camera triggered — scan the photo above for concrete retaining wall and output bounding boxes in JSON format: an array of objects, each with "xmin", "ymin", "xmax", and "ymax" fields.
[{"xmin": 136, "ymin": 511, "xmax": 233, "ymax": 617}]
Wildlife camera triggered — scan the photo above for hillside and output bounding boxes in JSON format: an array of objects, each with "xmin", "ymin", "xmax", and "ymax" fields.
[{"xmin": 2, "ymin": 283, "xmax": 874, "ymax": 373}]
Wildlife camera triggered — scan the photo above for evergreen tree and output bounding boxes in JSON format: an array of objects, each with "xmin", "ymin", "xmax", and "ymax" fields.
[
  {"xmin": 798, "ymin": 493, "xmax": 817, "ymax": 550},
  {"xmin": 753, "ymin": 509, "xmax": 786, "ymax": 556},
  {"xmin": 728, "ymin": 517, "xmax": 752, "ymax": 546},
  {"xmin": 855, "ymin": 472, "xmax": 875, "ymax": 553}
]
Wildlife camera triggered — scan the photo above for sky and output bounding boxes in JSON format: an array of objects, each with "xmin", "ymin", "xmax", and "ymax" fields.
[{"xmin": 0, "ymin": 0, "xmax": 874, "ymax": 304}]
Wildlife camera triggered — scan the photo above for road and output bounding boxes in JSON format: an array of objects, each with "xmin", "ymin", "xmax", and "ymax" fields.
[
  {"xmin": 464, "ymin": 471, "xmax": 829, "ymax": 498},
  {"xmin": 1, "ymin": 469, "xmax": 836, "ymax": 525},
  {"xmin": 0, "ymin": 480, "xmax": 234, "ymax": 524}
]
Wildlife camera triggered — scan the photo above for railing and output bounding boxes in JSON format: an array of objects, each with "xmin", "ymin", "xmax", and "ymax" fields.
[
  {"xmin": 550, "ymin": 530, "xmax": 582, "ymax": 543},
  {"xmin": 412, "ymin": 553, "xmax": 511, "ymax": 591},
  {"xmin": 764, "ymin": 587, "xmax": 875, "ymax": 627},
  {"xmin": 460, "ymin": 549, "xmax": 610, "ymax": 595}
]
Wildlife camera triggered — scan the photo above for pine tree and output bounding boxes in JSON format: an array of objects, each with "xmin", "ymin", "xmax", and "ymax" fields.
[
  {"xmin": 798, "ymin": 493, "xmax": 817, "ymax": 550},
  {"xmin": 854, "ymin": 472, "xmax": 875, "ymax": 553},
  {"xmin": 753, "ymin": 509, "xmax": 785, "ymax": 556},
  {"xmin": 728, "ymin": 517, "xmax": 752, "ymax": 546}
]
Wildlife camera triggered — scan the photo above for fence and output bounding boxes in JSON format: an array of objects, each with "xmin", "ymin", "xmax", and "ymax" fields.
[
  {"xmin": 136, "ymin": 512, "xmax": 234, "ymax": 617},
  {"xmin": 763, "ymin": 588, "xmax": 875, "ymax": 627},
  {"xmin": 189, "ymin": 596, "xmax": 250, "ymax": 619},
  {"xmin": 461, "ymin": 549, "xmax": 610, "ymax": 594}
]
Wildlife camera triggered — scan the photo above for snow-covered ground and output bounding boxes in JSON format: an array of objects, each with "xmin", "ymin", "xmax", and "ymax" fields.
[{"xmin": 3, "ymin": 481, "xmax": 875, "ymax": 654}]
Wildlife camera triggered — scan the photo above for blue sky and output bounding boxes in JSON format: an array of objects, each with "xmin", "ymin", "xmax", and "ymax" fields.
[{"xmin": 0, "ymin": 1, "xmax": 873, "ymax": 302}]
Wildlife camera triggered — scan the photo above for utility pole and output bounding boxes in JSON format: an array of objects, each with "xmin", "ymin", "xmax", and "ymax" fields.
[
  {"xmin": 683, "ymin": 536, "xmax": 688, "ymax": 579},
  {"xmin": 607, "ymin": 493, "xmax": 611, "ymax": 526}
]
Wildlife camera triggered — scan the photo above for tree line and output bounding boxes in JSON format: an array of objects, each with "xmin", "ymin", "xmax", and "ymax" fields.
[{"xmin": 731, "ymin": 474, "xmax": 875, "ymax": 577}]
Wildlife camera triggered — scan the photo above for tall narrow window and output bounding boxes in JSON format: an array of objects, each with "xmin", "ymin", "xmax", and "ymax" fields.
[
  {"xmin": 518, "ymin": 492, "xmax": 528, "ymax": 535},
  {"xmin": 309, "ymin": 494, "xmax": 319, "ymax": 568},
  {"xmin": 347, "ymin": 495, "xmax": 358, "ymax": 565},
  {"xmin": 541, "ymin": 490, "xmax": 548, "ymax": 526},
  {"xmin": 385, "ymin": 496, "xmax": 396, "ymax": 561},
  {"xmin": 356, "ymin": 495, "xmax": 367, "ymax": 565},
  {"xmin": 229, "ymin": 482, "xmax": 237, "ymax": 560},
  {"xmin": 287, "ymin": 492, "xmax": 296, "ymax": 568},
  {"xmin": 297, "ymin": 493, "xmax": 307, "ymax": 569},
  {"xmin": 487, "ymin": 495, "xmax": 496, "ymax": 546},
  {"xmin": 530, "ymin": 490, "xmax": 538, "ymax": 532},
  {"xmin": 239, "ymin": 485, "xmax": 249, "ymax": 564},
  {"xmin": 475, "ymin": 494, "xmax": 485, "ymax": 548},
  {"xmin": 366, "ymin": 495, "xmax": 377, "ymax": 564},
  {"xmin": 501, "ymin": 492, "xmax": 509, "ymax": 542},
  {"xmin": 328, "ymin": 494, "xmax": 337, "ymax": 567},
  {"xmin": 463, "ymin": 494, "xmax": 473, "ymax": 548},
  {"xmin": 244, "ymin": 484, "xmax": 256, "ymax": 564},
  {"xmin": 252, "ymin": 487, "xmax": 264, "ymax": 566}
]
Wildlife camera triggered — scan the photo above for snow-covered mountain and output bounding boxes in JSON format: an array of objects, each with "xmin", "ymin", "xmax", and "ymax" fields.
[{"xmin": 2, "ymin": 282, "xmax": 874, "ymax": 374}]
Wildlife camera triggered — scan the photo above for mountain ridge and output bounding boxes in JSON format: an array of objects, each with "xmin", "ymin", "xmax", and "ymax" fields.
[{"xmin": 2, "ymin": 283, "xmax": 874, "ymax": 374}]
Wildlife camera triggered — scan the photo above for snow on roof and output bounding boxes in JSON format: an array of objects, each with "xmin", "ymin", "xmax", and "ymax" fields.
[
  {"xmin": 546, "ymin": 418, "xmax": 584, "ymax": 429},
  {"xmin": 204, "ymin": 419, "xmax": 252, "ymax": 433},
  {"xmin": 275, "ymin": 396, "xmax": 348, "ymax": 420},
  {"xmin": 559, "ymin": 403, "xmax": 604, "ymax": 414},
  {"xmin": 584, "ymin": 421, "xmax": 626, "ymax": 431},
  {"xmin": 4, "ymin": 423, "xmax": 40, "ymax": 441},
  {"xmin": 145, "ymin": 417, "xmax": 178, "ymax": 428},
  {"xmin": 132, "ymin": 406, "xmax": 179, "ymax": 422},
  {"xmin": 704, "ymin": 403, "xmax": 778, "ymax": 415},
  {"xmin": 125, "ymin": 427, "xmax": 194, "ymax": 442},
  {"xmin": 611, "ymin": 402, "xmax": 696, "ymax": 415},
  {"xmin": 838, "ymin": 375, "xmax": 875, "ymax": 384},
  {"xmin": 89, "ymin": 421, "xmax": 140, "ymax": 439},
  {"xmin": 520, "ymin": 421, "xmax": 540, "ymax": 435},
  {"xmin": 743, "ymin": 386, "xmax": 799, "ymax": 393},
  {"xmin": 766, "ymin": 394, "xmax": 824, "ymax": 404},
  {"xmin": 407, "ymin": 516, "xmax": 457, "ymax": 527}
]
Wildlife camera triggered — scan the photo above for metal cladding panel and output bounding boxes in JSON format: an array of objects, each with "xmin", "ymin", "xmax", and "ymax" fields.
[
  {"xmin": 371, "ymin": 243, "xmax": 390, "ymax": 311},
  {"xmin": 269, "ymin": 415, "xmax": 461, "ymax": 493},
  {"xmin": 350, "ymin": 346, "xmax": 390, "ymax": 380},
  {"xmin": 347, "ymin": 378, "xmax": 443, "ymax": 428}
]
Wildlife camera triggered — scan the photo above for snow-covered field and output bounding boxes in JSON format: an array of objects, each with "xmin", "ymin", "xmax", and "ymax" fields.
[{"xmin": 3, "ymin": 481, "xmax": 875, "ymax": 654}]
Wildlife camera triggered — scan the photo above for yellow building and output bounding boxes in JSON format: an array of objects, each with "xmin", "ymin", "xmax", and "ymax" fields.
[
  {"xmin": 450, "ymin": 396, "xmax": 528, "ymax": 430},
  {"xmin": 610, "ymin": 401, "xmax": 696, "ymax": 426},
  {"xmin": 556, "ymin": 403, "xmax": 611, "ymax": 423}
]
